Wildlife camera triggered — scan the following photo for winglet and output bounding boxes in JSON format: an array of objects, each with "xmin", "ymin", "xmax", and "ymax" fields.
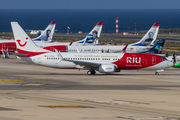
[
  {"xmin": 54, "ymin": 49, "xmax": 64, "ymax": 64},
  {"xmin": 76, "ymin": 48, "xmax": 81, "ymax": 53},
  {"xmin": 69, "ymin": 42, "xmax": 73, "ymax": 46},
  {"xmin": 122, "ymin": 44, "xmax": 128, "ymax": 52}
]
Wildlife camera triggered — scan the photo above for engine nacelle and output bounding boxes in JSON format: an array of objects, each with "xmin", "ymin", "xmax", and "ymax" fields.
[{"xmin": 99, "ymin": 64, "xmax": 120, "ymax": 73}]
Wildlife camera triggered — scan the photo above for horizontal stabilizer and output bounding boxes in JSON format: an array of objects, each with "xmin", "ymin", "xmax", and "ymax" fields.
[{"xmin": 9, "ymin": 52, "xmax": 29, "ymax": 57}]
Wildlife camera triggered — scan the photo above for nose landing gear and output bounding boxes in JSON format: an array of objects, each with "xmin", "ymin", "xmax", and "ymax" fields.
[
  {"xmin": 155, "ymin": 72, "xmax": 159, "ymax": 75},
  {"xmin": 155, "ymin": 69, "xmax": 164, "ymax": 75}
]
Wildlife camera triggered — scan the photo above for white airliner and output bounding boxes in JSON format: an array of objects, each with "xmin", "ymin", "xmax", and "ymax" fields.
[
  {"xmin": 11, "ymin": 22, "xmax": 173, "ymax": 75},
  {"xmin": 39, "ymin": 23, "xmax": 160, "ymax": 53}
]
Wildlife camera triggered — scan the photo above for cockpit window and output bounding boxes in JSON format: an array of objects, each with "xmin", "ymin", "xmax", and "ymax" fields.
[{"xmin": 161, "ymin": 58, "xmax": 167, "ymax": 61}]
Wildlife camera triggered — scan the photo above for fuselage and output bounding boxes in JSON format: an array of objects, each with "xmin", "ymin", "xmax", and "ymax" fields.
[
  {"xmin": 0, "ymin": 40, "xmax": 153, "ymax": 55},
  {"xmin": 34, "ymin": 42, "xmax": 153, "ymax": 53},
  {"xmin": 19, "ymin": 52, "xmax": 173, "ymax": 71},
  {"xmin": 0, "ymin": 40, "xmax": 16, "ymax": 54},
  {"xmin": 0, "ymin": 40, "xmax": 68, "ymax": 54}
]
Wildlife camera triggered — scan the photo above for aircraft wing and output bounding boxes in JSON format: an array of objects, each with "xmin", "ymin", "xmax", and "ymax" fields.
[
  {"xmin": 64, "ymin": 59, "xmax": 100, "ymax": 70},
  {"xmin": 55, "ymin": 49, "xmax": 100, "ymax": 70}
]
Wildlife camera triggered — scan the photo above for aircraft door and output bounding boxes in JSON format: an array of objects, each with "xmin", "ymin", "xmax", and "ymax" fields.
[
  {"xmin": 136, "ymin": 47, "xmax": 139, "ymax": 53},
  {"xmin": 152, "ymin": 56, "xmax": 156, "ymax": 64},
  {"xmin": 50, "ymin": 47, "xmax": 55, "ymax": 52},
  {"xmin": 38, "ymin": 55, "xmax": 42, "ymax": 63}
]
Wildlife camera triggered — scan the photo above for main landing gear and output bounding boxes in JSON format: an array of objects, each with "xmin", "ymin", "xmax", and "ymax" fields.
[{"xmin": 87, "ymin": 70, "xmax": 96, "ymax": 75}]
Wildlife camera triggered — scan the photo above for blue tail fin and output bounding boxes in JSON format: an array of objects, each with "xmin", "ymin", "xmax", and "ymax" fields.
[{"xmin": 142, "ymin": 39, "xmax": 165, "ymax": 54}]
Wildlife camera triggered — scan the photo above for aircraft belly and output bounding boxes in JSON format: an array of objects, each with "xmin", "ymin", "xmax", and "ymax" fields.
[
  {"xmin": 142, "ymin": 61, "xmax": 169, "ymax": 70},
  {"xmin": 41, "ymin": 60, "xmax": 76, "ymax": 69},
  {"xmin": 20, "ymin": 57, "xmax": 34, "ymax": 63}
]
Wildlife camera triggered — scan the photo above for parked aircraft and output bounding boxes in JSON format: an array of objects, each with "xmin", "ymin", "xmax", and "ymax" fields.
[
  {"xmin": 41, "ymin": 23, "xmax": 160, "ymax": 53},
  {"xmin": 11, "ymin": 22, "xmax": 173, "ymax": 75},
  {"xmin": 166, "ymin": 53, "xmax": 180, "ymax": 68},
  {"xmin": 36, "ymin": 22, "xmax": 103, "ymax": 47},
  {"xmin": 0, "ymin": 22, "xmax": 103, "ymax": 58},
  {"xmin": 143, "ymin": 39, "xmax": 180, "ymax": 69},
  {"xmin": 173, "ymin": 63, "xmax": 180, "ymax": 68}
]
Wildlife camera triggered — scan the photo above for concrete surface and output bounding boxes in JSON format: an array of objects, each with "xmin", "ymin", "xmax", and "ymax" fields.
[{"xmin": 0, "ymin": 56, "xmax": 180, "ymax": 120}]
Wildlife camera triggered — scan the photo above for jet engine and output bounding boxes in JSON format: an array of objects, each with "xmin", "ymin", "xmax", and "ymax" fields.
[{"xmin": 99, "ymin": 64, "xmax": 120, "ymax": 73}]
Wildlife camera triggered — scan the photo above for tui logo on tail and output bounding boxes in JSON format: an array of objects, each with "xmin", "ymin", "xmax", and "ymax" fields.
[{"xmin": 17, "ymin": 37, "xmax": 28, "ymax": 47}]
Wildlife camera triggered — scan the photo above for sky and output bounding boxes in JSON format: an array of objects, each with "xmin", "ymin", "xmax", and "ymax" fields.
[{"xmin": 0, "ymin": 0, "xmax": 180, "ymax": 9}]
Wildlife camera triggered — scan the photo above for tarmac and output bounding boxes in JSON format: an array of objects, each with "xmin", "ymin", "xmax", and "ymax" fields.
[{"xmin": 0, "ymin": 56, "xmax": 180, "ymax": 120}]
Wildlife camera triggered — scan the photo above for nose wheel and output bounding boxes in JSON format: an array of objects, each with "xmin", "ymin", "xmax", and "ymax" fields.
[
  {"xmin": 155, "ymin": 72, "xmax": 159, "ymax": 75},
  {"xmin": 87, "ymin": 70, "xmax": 96, "ymax": 75}
]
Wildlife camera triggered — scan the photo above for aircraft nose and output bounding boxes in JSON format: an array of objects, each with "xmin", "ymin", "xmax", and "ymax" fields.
[{"xmin": 168, "ymin": 61, "xmax": 174, "ymax": 67}]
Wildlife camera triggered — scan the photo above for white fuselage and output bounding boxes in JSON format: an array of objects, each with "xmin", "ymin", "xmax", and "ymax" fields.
[
  {"xmin": 35, "ymin": 42, "xmax": 153, "ymax": 53},
  {"xmin": 19, "ymin": 52, "xmax": 173, "ymax": 71}
]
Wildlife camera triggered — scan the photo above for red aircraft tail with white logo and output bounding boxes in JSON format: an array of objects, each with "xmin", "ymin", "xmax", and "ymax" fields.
[{"xmin": 11, "ymin": 22, "xmax": 50, "ymax": 56}]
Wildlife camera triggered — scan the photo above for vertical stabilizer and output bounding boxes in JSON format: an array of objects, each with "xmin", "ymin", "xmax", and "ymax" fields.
[
  {"xmin": 11, "ymin": 22, "xmax": 49, "ymax": 54},
  {"xmin": 75, "ymin": 22, "xmax": 103, "ymax": 45},
  {"xmin": 131, "ymin": 23, "xmax": 160, "ymax": 46},
  {"xmin": 142, "ymin": 39, "xmax": 165, "ymax": 54},
  {"xmin": 33, "ymin": 21, "xmax": 56, "ymax": 42}
]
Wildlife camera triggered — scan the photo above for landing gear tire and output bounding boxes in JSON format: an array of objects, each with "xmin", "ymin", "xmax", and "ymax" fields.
[
  {"xmin": 87, "ymin": 71, "xmax": 91, "ymax": 75},
  {"xmin": 155, "ymin": 72, "xmax": 159, "ymax": 75},
  {"xmin": 91, "ymin": 70, "xmax": 96, "ymax": 75},
  {"xmin": 87, "ymin": 70, "xmax": 96, "ymax": 75}
]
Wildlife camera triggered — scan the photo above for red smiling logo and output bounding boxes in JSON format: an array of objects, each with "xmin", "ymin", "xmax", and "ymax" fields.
[{"xmin": 17, "ymin": 37, "xmax": 28, "ymax": 47}]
